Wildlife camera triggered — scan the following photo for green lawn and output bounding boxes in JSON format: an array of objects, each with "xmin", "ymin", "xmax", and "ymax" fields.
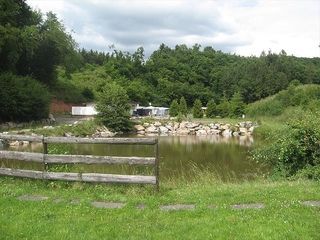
[{"xmin": 0, "ymin": 177, "xmax": 319, "ymax": 239}]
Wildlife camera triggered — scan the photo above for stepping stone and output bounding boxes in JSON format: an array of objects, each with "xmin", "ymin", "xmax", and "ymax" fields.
[
  {"xmin": 91, "ymin": 201, "xmax": 125, "ymax": 209},
  {"xmin": 17, "ymin": 195, "xmax": 49, "ymax": 202},
  {"xmin": 70, "ymin": 199, "xmax": 81, "ymax": 205},
  {"xmin": 231, "ymin": 203, "xmax": 265, "ymax": 209},
  {"xmin": 136, "ymin": 203, "xmax": 146, "ymax": 210},
  {"xmin": 207, "ymin": 204, "xmax": 217, "ymax": 209},
  {"xmin": 160, "ymin": 204, "xmax": 195, "ymax": 211},
  {"xmin": 302, "ymin": 201, "xmax": 320, "ymax": 207},
  {"xmin": 53, "ymin": 198, "xmax": 63, "ymax": 203}
]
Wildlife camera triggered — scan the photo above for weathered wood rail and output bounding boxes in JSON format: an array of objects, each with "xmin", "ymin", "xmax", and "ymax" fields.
[{"xmin": 0, "ymin": 134, "xmax": 159, "ymax": 190}]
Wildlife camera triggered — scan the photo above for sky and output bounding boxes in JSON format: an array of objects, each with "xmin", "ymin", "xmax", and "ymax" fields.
[{"xmin": 27, "ymin": 0, "xmax": 320, "ymax": 58}]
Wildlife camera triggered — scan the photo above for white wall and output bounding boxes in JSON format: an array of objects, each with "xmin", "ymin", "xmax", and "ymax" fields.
[{"xmin": 72, "ymin": 106, "xmax": 98, "ymax": 116}]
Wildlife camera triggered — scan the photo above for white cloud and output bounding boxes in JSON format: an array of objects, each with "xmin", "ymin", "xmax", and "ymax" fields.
[{"xmin": 27, "ymin": 0, "xmax": 320, "ymax": 57}]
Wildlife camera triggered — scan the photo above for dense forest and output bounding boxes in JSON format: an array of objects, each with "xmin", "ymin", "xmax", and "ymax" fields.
[{"xmin": 1, "ymin": 0, "xmax": 320, "ymax": 122}]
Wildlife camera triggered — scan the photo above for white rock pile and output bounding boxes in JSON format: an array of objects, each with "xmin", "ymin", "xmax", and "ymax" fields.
[{"xmin": 134, "ymin": 121, "xmax": 256, "ymax": 137}]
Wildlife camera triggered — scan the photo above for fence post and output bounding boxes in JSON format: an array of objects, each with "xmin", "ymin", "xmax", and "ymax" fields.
[
  {"xmin": 154, "ymin": 138, "xmax": 159, "ymax": 192},
  {"xmin": 42, "ymin": 137, "xmax": 48, "ymax": 171}
]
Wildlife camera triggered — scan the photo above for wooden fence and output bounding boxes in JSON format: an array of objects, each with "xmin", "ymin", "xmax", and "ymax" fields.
[{"xmin": 0, "ymin": 134, "xmax": 159, "ymax": 190}]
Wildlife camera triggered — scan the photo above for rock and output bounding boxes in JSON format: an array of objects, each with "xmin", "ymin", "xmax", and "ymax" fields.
[
  {"xmin": 173, "ymin": 123, "xmax": 180, "ymax": 130},
  {"xmin": 186, "ymin": 122, "xmax": 200, "ymax": 129},
  {"xmin": 196, "ymin": 129, "xmax": 207, "ymax": 136},
  {"xmin": 239, "ymin": 128, "xmax": 247, "ymax": 135},
  {"xmin": 100, "ymin": 131, "xmax": 116, "ymax": 137},
  {"xmin": 233, "ymin": 131, "xmax": 239, "ymax": 137},
  {"xmin": 159, "ymin": 126, "xmax": 169, "ymax": 133},
  {"xmin": 177, "ymin": 128, "xmax": 190, "ymax": 135},
  {"xmin": 209, "ymin": 123, "xmax": 217, "ymax": 129},
  {"xmin": 137, "ymin": 130, "xmax": 145, "ymax": 135},
  {"xmin": 248, "ymin": 126, "xmax": 255, "ymax": 132},
  {"xmin": 165, "ymin": 125, "xmax": 173, "ymax": 131},
  {"xmin": 134, "ymin": 125, "xmax": 145, "ymax": 131},
  {"xmin": 222, "ymin": 129, "xmax": 232, "ymax": 137},
  {"xmin": 221, "ymin": 124, "xmax": 230, "ymax": 130},
  {"xmin": 179, "ymin": 121, "xmax": 188, "ymax": 129},
  {"xmin": 154, "ymin": 121, "xmax": 162, "ymax": 127},
  {"xmin": 48, "ymin": 114, "xmax": 55, "ymax": 122},
  {"xmin": 210, "ymin": 129, "xmax": 221, "ymax": 135},
  {"xmin": 239, "ymin": 122, "xmax": 246, "ymax": 128},
  {"xmin": 21, "ymin": 141, "xmax": 29, "ymax": 145},
  {"xmin": 145, "ymin": 126, "xmax": 158, "ymax": 134},
  {"xmin": 143, "ymin": 122, "xmax": 150, "ymax": 127},
  {"xmin": 64, "ymin": 132, "xmax": 73, "ymax": 137},
  {"xmin": 43, "ymin": 126, "xmax": 54, "ymax": 129},
  {"xmin": 9, "ymin": 141, "xmax": 20, "ymax": 146}
]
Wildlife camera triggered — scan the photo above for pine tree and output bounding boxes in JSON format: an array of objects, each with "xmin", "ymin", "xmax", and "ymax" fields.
[
  {"xmin": 206, "ymin": 100, "xmax": 217, "ymax": 118},
  {"xmin": 192, "ymin": 99, "xmax": 203, "ymax": 118},
  {"xmin": 179, "ymin": 96, "xmax": 188, "ymax": 116},
  {"xmin": 169, "ymin": 99, "xmax": 179, "ymax": 117},
  {"xmin": 217, "ymin": 95, "xmax": 230, "ymax": 118},
  {"xmin": 230, "ymin": 92, "xmax": 245, "ymax": 117}
]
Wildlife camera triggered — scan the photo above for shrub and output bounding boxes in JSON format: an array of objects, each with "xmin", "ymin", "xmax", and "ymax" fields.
[
  {"xmin": 96, "ymin": 82, "xmax": 132, "ymax": 132},
  {"xmin": 252, "ymin": 111, "xmax": 320, "ymax": 178},
  {"xmin": 169, "ymin": 99, "xmax": 179, "ymax": 117},
  {"xmin": 0, "ymin": 72, "xmax": 50, "ymax": 122},
  {"xmin": 192, "ymin": 99, "xmax": 203, "ymax": 118}
]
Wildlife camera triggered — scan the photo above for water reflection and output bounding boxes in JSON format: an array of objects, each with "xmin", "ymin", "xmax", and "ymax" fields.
[{"xmin": 0, "ymin": 135, "xmax": 264, "ymax": 182}]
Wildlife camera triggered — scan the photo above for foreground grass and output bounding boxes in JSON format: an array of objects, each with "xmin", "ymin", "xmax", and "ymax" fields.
[{"xmin": 0, "ymin": 177, "xmax": 319, "ymax": 239}]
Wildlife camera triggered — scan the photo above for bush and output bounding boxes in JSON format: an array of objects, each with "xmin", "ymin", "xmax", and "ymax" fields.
[
  {"xmin": 0, "ymin": 72, "xmax": 50, "ymax": 122},
  {"xmin": 192, "ymin": 99, "xmax": 203, "ymax": 118},
  {"xmin": 96, "ymin": 82, "xmax": 132, "ymax": 132},
  {"xmin": 252, "ymin": 111, "xmax": 320, "ymax": 178},
  {"xmin": 169, "ymin": 99, "xmax": 179, "ymax": 117}
]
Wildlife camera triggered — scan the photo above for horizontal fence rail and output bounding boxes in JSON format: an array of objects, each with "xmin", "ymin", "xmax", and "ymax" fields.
[
  {"xmin": 0, "ymin": 134, "xmax": 159, "ymax": 189},
  {"xmin": 0, "ymin": 133, "xmax": 157, "ymax": 145}
]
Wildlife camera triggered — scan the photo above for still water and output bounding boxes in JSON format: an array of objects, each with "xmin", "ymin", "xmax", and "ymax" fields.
[{"xmin": 0, "ymin": 135, "xmax": 265, "ymax": 182}]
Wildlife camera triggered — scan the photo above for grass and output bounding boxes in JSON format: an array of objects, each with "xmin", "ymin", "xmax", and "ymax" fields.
[{"xmin": 0, "ymin": 177, "xmax": 319, "ymax": 239}]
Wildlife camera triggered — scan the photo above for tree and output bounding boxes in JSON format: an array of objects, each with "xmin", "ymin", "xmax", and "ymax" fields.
[
  {"xmin": 96, "ymin": 83, "xmax": 132, "ymax": 132},
  {"xmin": 206, "ymin": 100, "xmax": 217, "ymax": 118},
  {"xmin": 169, "ymin": 99, "xmax": 179, "ymax": 117},
  {"xmin": 217, "ymin": 95, "xmax": 230, "ymax": 118},
  {"xmin": 0, "ymin": 72, "xmax": 50, "ymax": 122},
  {"xmin": 179, "ymin": 96, "xmax": 188, "ymax": 116},
  {"xmin": 193, "ymin": 99, "xmax": 203, "ymax": 118},
  {"xmin": 229, "ymin": 92, "xmax": 245, "ymax": 117}
]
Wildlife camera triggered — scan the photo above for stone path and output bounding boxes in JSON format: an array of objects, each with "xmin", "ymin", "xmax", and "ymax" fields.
[{"xmin": 15, "ymin": 194, "xmax": 320, "ymax": 210}]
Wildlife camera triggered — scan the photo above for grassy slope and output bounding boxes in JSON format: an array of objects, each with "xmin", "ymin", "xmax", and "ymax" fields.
[{"xmin": 0, "ymin": 177, "xmax": 319, "ymax": 240}]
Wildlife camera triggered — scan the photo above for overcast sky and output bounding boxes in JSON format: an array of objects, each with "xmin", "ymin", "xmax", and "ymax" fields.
[{"xmin": 27, "ymin": 0, "xmax": 320, "ymax": 57}]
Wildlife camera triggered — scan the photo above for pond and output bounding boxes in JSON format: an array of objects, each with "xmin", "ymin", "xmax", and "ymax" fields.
[{"xmin": 0, "ymin": 135, "xmax": 266, "ymax": 182}]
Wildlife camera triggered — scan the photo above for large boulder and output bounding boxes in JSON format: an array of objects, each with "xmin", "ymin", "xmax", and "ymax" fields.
[
  {"xmin": 222, "ymin": 129, "xmax": 232, "ymax": 137},
  {"xmin": 177, "ymin": 128, "xmax": 190, "ymax": 135},
  {"xmin": 159, "ymin": 126, "xmax": 169, "ymax": 133},
  {"xmin": 146, "ymin": 125, "xmax": 158, "ymax": 134},
  {"xmin": 134, "ymin": 125, "xmax": 145, "ymax": 131}
]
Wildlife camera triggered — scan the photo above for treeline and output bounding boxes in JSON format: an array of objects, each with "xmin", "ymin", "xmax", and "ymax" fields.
[{"xmin": 69, "ymin": 44, "xmax": 320, "ymax": 110}]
